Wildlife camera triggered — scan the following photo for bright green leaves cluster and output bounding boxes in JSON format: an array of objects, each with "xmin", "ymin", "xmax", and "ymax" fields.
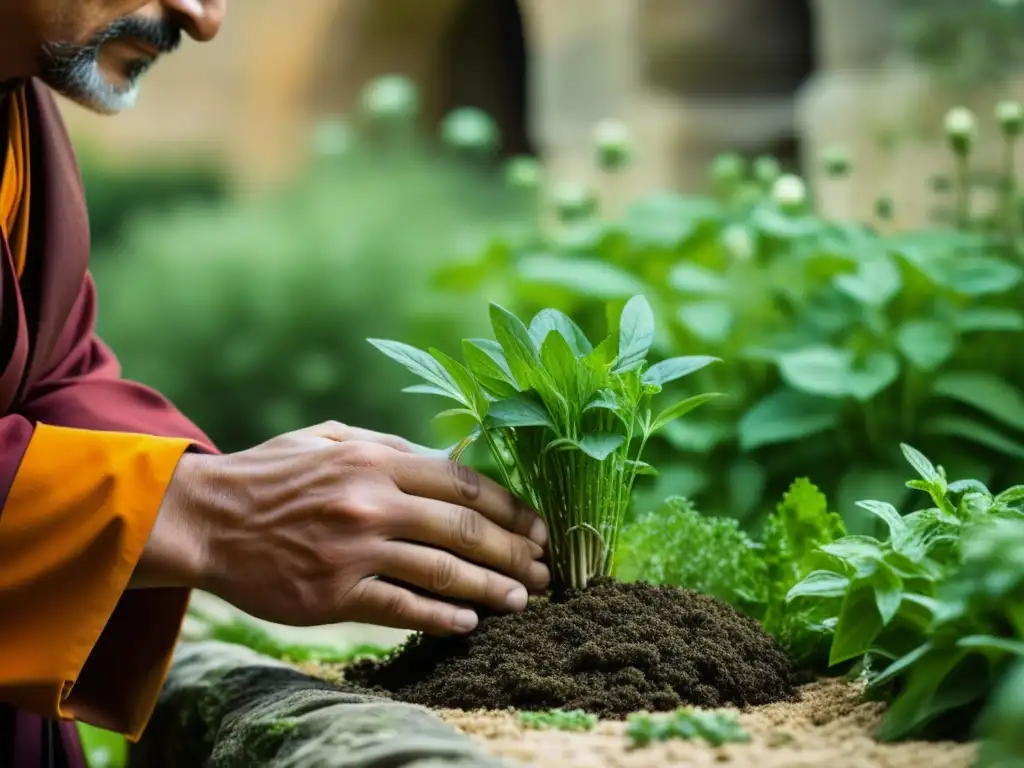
[
  {"xmin": 625, "ymin": 708, "xmax": 750, "ymax": 748},
  {"xmin": 786, "ymin": 444, "xmax": 1024, "ymax": 741},
  {"xmin": 517, "ymin": 709, "xmax": 597, "ymax": 732},
  {"xmin": 614, "ymin": 497, "xmax": 764, "ymax": 610},
  {"xmin": 370, "ymin": 295, "xmax": 721, "ymax": 589},
  {"xmin": 614, "ymin": 479, "xmax": 845, "ymax": 671}
]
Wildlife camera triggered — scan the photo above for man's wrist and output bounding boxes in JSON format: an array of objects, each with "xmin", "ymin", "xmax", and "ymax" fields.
[{"xmin": 133, "ymin": 451, "xmax": 216, "ymax": 590}]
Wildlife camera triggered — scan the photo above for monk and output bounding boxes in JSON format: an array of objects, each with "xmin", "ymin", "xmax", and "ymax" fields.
[{"xmin": 0, "ymin": 2, "xmax": 551, "ymax": 766}]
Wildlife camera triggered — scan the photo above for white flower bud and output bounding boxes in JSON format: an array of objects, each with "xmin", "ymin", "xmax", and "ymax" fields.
[
  {"xmin": 553, "ymin": 182, "xmax": 598, "ymax": 223},
  {"xmin": 441, "ymin": 107, "xmax": 500, "ymax": 154},
  {"xmin": 944, "ymin": 107, "xmax": 977, "ymax": 156},
  {"xmin": 997, "ymin": 100, "xmax": 1024, "ymax": 138},
  {"xmin": 593, "ymin": 118, "xmax": 632, "ymax": 171},
  {"xmin": 771, "ymin": 174, "xmax": 807, "ymax": 212},
  {"xmin": 361, "ymin": 75, "xmax": 419, "ymax": 122}
]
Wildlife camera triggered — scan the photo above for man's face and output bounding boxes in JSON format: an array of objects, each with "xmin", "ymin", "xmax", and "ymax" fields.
[{"xmin": 28, "ymin": 0, "xmax": 226, "ymax": 114}]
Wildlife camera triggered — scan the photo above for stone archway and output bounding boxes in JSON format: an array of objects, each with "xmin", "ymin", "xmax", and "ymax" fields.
[
  {"xmin": 637, "ymin": 0, "xmax": 818, "ymax": 174},
  {"xmin": 309, "ymin": 0, "xmax": 534, "ymax": 158}
]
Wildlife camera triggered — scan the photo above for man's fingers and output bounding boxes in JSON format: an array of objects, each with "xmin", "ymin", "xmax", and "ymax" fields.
[
  {"xmin": 345, "ymin": 577, "xmax": 479, "ymax": 636},
  {"xmin": 378, "ymin": 541, "xmax": 531, "ymax": 614},
  {"xmin": 298, "ymin": 421, "xmax": 418, "ymax": 453},
  {"xmin": 388, "ymin": 454, "xmax": 547, "ymax": 547},
  {"xmin": 390, "ymin": 496, "xmax": 549, "ymax": 592}
]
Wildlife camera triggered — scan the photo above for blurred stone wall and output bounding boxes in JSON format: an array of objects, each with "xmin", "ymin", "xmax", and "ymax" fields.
[{"xmin": 57, "ymin": 0, "xmax": 1024, "ymax": 226}]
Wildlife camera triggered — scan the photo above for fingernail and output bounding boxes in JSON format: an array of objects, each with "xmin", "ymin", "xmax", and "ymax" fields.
[
  {"xmin": 453, "ymin": 609, "xmax": 478, "ymax": 633},
  {"xmin": 529, "ymin": 561, "xmax": 550, "ymax": 587},
  {"xmin": 528, "ymin": 517, "xmax": 548, "ymax": 547},
  {"xmin": 506, "ymin": 586, "xmax": 528, "ymax": 611}
]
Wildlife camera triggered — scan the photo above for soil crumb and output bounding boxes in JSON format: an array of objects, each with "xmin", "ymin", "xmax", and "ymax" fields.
[
  {"xmin": 343, "ymin": 579, "xmax": 794, "ymax": 718},
  {"xmin": 433, "ymin": 678, "xmax": 978, "ymax": 768}
]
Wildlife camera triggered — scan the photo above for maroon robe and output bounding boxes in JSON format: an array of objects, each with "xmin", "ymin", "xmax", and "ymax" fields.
[{"xmin": 0, "ymin": 79, "xmax": 218, "ymax": 767}]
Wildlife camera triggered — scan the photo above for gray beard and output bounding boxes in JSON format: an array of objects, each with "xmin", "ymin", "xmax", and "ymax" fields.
[{"xmin": 38, "ymin": 42, "xmax": 148, "ymax": 115}]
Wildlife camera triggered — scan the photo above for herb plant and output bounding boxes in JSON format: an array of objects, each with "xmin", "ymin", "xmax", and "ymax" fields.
[
  {"xmin": 518, "ymin": 709, "xmax": 597, "ymax": 732},
  {"xmin": 370, "ymin": 295, "xmax": 721, "ymax": 590},
  {"xmin": 788, "ymin": 444, "xmax": 1024, "ymax": 741},
  {"xmin": 625, "ymin": 708, "xmax": 750, "ymax": 748}
]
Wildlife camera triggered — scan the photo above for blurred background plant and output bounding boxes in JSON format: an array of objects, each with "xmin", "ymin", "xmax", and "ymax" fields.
[
  {"xmin": 433, "ymin": 99, "xmax": 1024, "ymax": 537},
  {"xmin": 91, "ymin": 76, "xmax": 530, "ymax": 453}
]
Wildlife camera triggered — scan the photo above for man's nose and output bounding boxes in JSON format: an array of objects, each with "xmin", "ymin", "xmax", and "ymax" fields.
[{"xmin": 160, "ymin": 0, "xmax": 226, "ymax": 42}]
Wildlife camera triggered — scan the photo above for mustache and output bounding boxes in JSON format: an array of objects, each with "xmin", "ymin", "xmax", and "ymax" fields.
[{"xmin": 43, "ymin": 16, "xmax": 183, "ymax": 61}]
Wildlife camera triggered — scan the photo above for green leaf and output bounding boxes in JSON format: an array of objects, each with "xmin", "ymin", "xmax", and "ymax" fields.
[
  {"xmin": 614, "ymin": 295, "xmax": 656, "ymax": 372},
  {"xmin": 876, "ymin": 649, "xmax": 975, "ymax": 742},
  {"xmin": 463, "ymin": 339, "xmax": 518, "ymax": 398},
  {"xmin": 667, "ymin": 264, "xmax": 729, "ymax": 295},
  {"xmin": 932, "ymin": 371, "xmax": 1024, "ymax": 433},
  {"xmin": 956, "ymin": 635, "xmax": 1024, "ymax": 657},
  {"xmin": 402, "ymin": 383, "xmax": 460, "ymax": 400},
  {"xmin": 429, "ymin": 348, "xmax": 485, "ymax": 414},
  {"xmin": 955, "ymin": 307, "xmax": 1024, "ymax": 332},
  {"xmin": 867, "ymin": 642, "xmax": 934, "ymax": 689},
  {"xmin": 489, "ymin": 303, "xmax": 540, "ymax": 390},
  {"xmin": 778, "ymin": 347, "xmax": 899, "ymax": 401},
  {"xmin": 940, "ymin": 256, "xmax": 1022, "ymax": 296},
  {"xmin": 995, "ymin": 485, "xmax": 1024, "ymax": 504},
  {"xmin": 642, "ymin": 356, "xmax": 719, "ymax": 387},
  {"xmin": 578, "ymin": 432, "xmax": 626, "ymax": 461},
  {"xmin": 678, "ymin": 301, "xmax": 734, "ymax": 343},
  {"xmin": 517, "ymin": 255, "xmax": 648, "ymax": 300},
  {"xmin": 830, "ymin": 583, "xmax": 884, "ymax": 665},
  {"xmin": 833, "ymin": 256, "xmax": 902, "ymax": 307},
  {"xmin": 540, "ymin": 329, "xmax": 581, "ymax": 402},
  {"xmin": 786, "ymin": 570, "xmax": 851, "ymax": 601},
  {"xmin": 368, "ymin": 338, "xmax": 463, "ymax": 401},
  {"xmin": 871, "ymin": 563, "xmax": 903, "ymax": 626},
  {"xmin": 900, "ymin": 443, "xmax": 942, "ymax": 484},
  {"xmin": 923, "ymin": 416, "xmax": 1024, "ymax": 460},
  {"xmin": 486, "ymin": 394, "xmax": 553, "ymax": 429},
  {"xmin": 856, "ymin": 500, "xmax": 908, "ymax": 545},
  {"xmin": 896, "ymin": 319, "xmax": 956, "ymax": 371},
  {"xmin": 738, "ymin": 388, "xmax": 842, "ymax": 450},
  {"xmin": 650, "ymin": 393, "xmax": 723, "ymax": 434},
  {"xmin": 529, "ymin": 309, "xmax": 594, "ymax": 357}
]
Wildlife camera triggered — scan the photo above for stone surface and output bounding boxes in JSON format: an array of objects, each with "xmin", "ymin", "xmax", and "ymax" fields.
[{"xmin": 130, "ymin": 641, "xmax": 510, "ymax": 768}]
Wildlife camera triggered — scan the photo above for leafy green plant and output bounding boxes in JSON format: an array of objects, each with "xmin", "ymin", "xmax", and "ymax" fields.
[
  {"xmin": 518, "ymin": 709, "xmax": 598, "ymax": 732},
  {"xmin": 977, "ymin": 658, "xmax": 1024, "ymax": 767},
  {"xmin": 432, "ymin": 104, "xmax": 1024, "ymax": 536},
  {"xmin": 615, "ymin": 479, "xmax": 845, "ymax": 673},
  {"xmin": 625, "ymin": 708, "xmax": 750, "ymax": 748},
  {"xmin": 370, "ymin": 295, "xmax": 722, "ymax": 589},
  {"xmin": 614, "ymin": 496, "xmax": 764, "ymax": 610},
  {"xmin": 788, "ymin": 444, "xmax": 1024, "ymax": 741}
]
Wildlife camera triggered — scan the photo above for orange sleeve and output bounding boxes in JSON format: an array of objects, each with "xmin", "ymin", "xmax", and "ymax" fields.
[{"xmin": 0, "ymin": 423, "xmax": 193, "ymax": 740}]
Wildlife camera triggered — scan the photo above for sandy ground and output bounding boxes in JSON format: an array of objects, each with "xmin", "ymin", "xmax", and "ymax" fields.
[
  {"xmin": 431, "ymin": 679, "xmax": 978, "ymax": 768},
  {"xmin": 299, "ymin": 661, "xmax": 979, "ymax": 768}
]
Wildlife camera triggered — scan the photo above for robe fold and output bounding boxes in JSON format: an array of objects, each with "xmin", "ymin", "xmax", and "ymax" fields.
[{"xmin": 0, "ymin": 79, "xmax": 218, "ymax": 767}]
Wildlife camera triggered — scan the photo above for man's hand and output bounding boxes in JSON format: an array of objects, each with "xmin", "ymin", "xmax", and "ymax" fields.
[{"xmin": 142, "ymin": 422, "xmax": 550, "ymax": 635}]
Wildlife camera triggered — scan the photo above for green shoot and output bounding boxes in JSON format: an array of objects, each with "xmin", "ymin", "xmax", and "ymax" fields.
[
  {"xmin": 370, "ymin": 295, "xmax": 722, "ymax": 590},
  {"xmin": 626, "ymin": 708, "xmax": 751, "ymax": 748},
  {"xmin": 518, "ymin": 709, "xmax": 598, "ymax": 732}
]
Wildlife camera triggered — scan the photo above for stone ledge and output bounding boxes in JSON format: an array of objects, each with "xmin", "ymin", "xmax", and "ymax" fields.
[{"xmin": 130, "ymin": 641, "xmax": 511, "ymax": 768}]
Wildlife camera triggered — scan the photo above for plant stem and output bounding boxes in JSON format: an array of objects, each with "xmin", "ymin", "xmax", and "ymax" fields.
[
  {"xmin": 955, "ymin": 154, "xmax": 971, "ymax": 229},
  {"xmin": 1003, "ymin": 135, "xmax": 1019, "ymax": 244}
]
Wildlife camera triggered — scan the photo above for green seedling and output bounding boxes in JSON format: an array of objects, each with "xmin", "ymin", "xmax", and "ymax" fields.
[
  {"xmin": 626, "ymin": 708, "xmax": 751, "ymax": 748},
  {"xmin": 518, "ymin": 709, "xmax": 598, "ymax": 732}
]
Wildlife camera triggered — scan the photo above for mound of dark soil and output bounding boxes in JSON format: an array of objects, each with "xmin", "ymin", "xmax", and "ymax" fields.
[{"xmin": 345, "ymin": 579, "xmax": 795, "ymax": 719}]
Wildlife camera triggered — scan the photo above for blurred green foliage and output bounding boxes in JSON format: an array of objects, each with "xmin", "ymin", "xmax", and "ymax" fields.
[
  {"xmin": 78, "ymin": 146, "xmax": 231, "ymax": 254},
  {"xmin": 436, "ymin": 104, "xmax": 1024, "ymax": 535},
  {"xmin": 91, "ymin": 86, "xmax": 528, "ymax": 452}
]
